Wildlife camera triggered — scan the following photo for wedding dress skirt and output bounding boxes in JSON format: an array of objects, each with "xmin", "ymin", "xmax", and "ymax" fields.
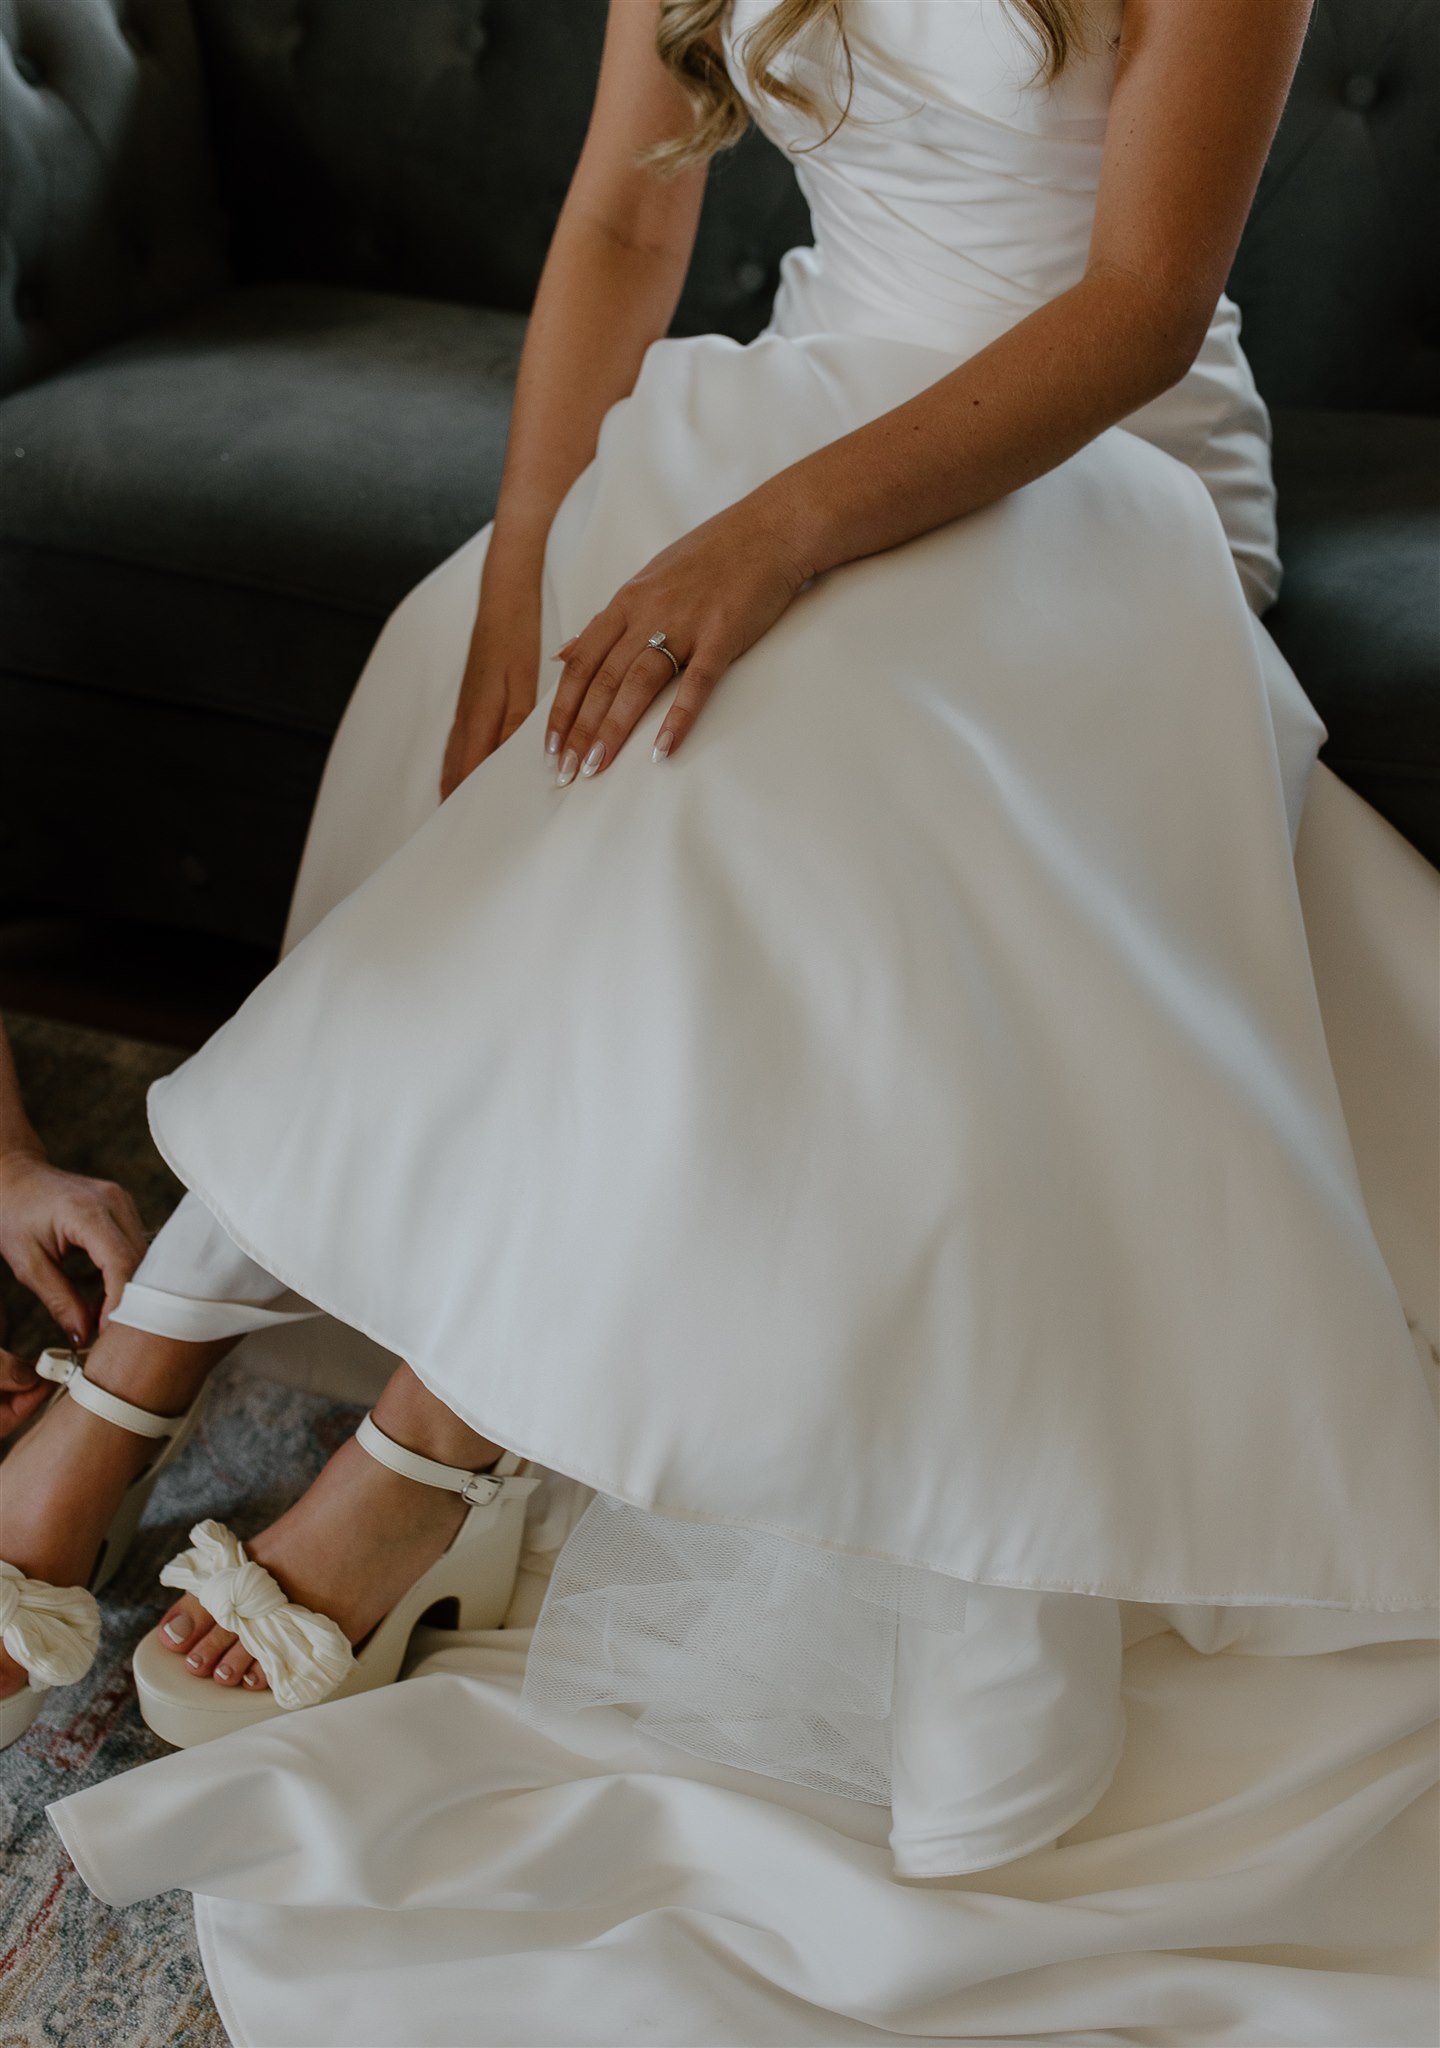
[
  {"xmin": 107, "ymin": 324, "xmax": 1435, "ymax": 1616},
  {"xmin": 46, "ymin": 1, "xmax": 1437, "ymax": 2031}
]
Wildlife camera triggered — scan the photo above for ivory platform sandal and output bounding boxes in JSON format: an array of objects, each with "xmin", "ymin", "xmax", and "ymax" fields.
[
  {"xmin": 0, "ymin": 1348, "xmax": 208, "ymax": 1750},
  {"xmin": 132, "ymin": 1411, "xmax": 540, "ymax": 1747}
]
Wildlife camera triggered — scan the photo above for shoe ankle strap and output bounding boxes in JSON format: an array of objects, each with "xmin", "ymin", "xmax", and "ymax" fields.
[
  {"xmin": 355, "ymin": 1412, "xmax": 524, "ymax": 1507},
  {"xmin": 37, "ymin": 1349, "xmax": 185, "ymax": 1443}
]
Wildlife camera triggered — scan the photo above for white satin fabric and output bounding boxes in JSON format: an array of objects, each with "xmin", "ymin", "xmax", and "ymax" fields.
[
  {"xmin": 54, "ymin": 0, "xmax": 1438, "ymax": 2033},
  {"xmin": 51, "ymin": 1453, "xmax": 1440, "ymax": 2046}
]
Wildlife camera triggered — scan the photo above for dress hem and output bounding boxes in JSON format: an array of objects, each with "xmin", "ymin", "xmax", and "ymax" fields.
[{"xmin": 146, "ymin": 1105, "xmax": 1439, "ymax": 1617}]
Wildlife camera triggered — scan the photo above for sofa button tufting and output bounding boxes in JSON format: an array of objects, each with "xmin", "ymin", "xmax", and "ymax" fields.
[
  {"xmin": 1341, "ymin": 72, "xmax": 1379, "ymax": 112},
  {"xmin": 14, "ymin": 51, "xmax": 42, "ymax": 87},
  {"xmin": 736, "ymin": 259, "xmax": 768, "ymax": 296}
]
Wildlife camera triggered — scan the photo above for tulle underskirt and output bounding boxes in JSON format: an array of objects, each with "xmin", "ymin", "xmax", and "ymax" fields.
[{"xmin": 518, "ymin": 1493, "xmax": 973, "ymax": 1805}]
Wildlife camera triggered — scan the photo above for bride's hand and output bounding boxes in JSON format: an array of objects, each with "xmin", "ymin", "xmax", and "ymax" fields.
[
  {"xmin": 544, "ymin": 500, "xmax": 809, "ymax": 780},
  {"xmin": 440, "ymin": 554, "xmax": 543, "ymax": 801}
]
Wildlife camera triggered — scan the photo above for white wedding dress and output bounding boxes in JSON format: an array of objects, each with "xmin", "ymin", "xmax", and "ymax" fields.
[{"xmin": 48, "ymin": 4, "xmax": 1438, "ymax": 2040}]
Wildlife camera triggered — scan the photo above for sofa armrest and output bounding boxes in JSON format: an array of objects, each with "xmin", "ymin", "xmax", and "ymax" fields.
[{"xmin": 1269, "ymin": 408, "xmax": 1440, "ymax": 869}]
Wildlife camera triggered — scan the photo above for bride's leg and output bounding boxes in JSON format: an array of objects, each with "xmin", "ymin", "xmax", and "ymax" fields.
[
  {"xmin": 0, "ymin": 1193, "xmax": 321, "ymax": 1703},
  {"xmin": 155, "ymin": 1364, "xmax": 505, "ymax": 1691},
  {"xmin": 888, "ymin": 1583, "xmax": 1125, "ymax": 1877},
  {"xmin": 0, "ymin": 1322, "xmax": 236, "ymax": 1700}
]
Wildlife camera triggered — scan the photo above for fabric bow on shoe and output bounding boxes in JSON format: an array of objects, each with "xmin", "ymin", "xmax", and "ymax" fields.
[
  {"xmin": 0, "ymin": 1562, "xmax": 101, "ymax": 1690},
  {"xmin": 159, "ymin": 1521, "xmax": 354, "ymax": 1711}
]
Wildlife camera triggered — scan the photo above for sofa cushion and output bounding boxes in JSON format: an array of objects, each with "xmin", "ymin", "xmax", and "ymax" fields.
[
  {"xmin": 189, "ymin": 0, "xmax": 812, "ymax": 343},
  {"xmin": 0, "ymin": 0, "xmax": 229, "ymax": 398},
  {"xmin": 1269, "ymin": 408, "xmax": 1439, "ymax": 867},
  {"xmin": 0, "ymin": 280, "xmax": 524, "ymax": 631}
]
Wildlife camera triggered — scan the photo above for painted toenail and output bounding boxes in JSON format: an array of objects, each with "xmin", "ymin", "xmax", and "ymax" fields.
[
  {"xmin": 242, "ymin": 1670, "xmax": 262, "ymax": 1688},
  {"xmin": 163, "ymin": 1617, "xmax": 193, "ymax": 1644},
  {"xmin": 186, "ymin": 1653, "xmax": 204, "ymax": 1669},
  {"xmin": 215, "ymin": 1666, "xmax": 234, "ymax": 1682}
]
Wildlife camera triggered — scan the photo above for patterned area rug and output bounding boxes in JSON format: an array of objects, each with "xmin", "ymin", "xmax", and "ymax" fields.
[
  {"xmin": 0, "ymin": 1362, "xmax": 362, "ymax": 2047},
  {"xmin": 0, "ymin": 1013, "xmax": 359, "ymax": 2046}
]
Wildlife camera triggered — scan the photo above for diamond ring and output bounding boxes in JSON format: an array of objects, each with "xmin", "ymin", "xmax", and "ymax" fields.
[{"xmin": 646, "ymin": 631, "xmax": 682, "ymax": 678}]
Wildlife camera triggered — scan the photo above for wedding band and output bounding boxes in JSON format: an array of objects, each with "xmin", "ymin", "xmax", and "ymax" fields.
[{"xmin": 646, "ymin": 630, "xmax": 682, "ymax": 678}]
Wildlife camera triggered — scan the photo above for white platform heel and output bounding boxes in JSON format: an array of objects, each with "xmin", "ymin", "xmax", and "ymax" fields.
[
  {"xmin": 0, "ymin": 1348, "xmax": 207, "ymax": 1751},
  {"xmin": 133, "ymin": 1412, "xmax": 540, "ymax": 1747}
]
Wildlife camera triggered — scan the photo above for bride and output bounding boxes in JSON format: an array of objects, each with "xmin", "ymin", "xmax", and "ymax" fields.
[{"xmin": 4, "ymin": 0, "xmax": 1435, "ymax": 1885}]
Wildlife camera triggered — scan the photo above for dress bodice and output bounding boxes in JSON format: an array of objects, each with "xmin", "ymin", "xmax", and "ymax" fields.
[
  {"xmin": 724, "ymin": 0, "xmax": 1123, "ymax": 353},
  {"xmin": 722, "ymin": 0, "xmax": 1281, "ymax": 609}
]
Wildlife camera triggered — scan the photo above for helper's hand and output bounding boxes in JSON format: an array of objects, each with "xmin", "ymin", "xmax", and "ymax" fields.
[
  {"xmin": 0, "ymin": 1344, "xmax": 47, "ymax": 1440},
  {"xmin": 543, "ymin": 496, "xmax": 809, "ymax": 782},
  {"xmin": 440, "ymin": 548, "xmax": 544, "ymax": 801},
  {"xmin": 0, "ymin": 1151, "xmax": 147, "ymax": 1346}
]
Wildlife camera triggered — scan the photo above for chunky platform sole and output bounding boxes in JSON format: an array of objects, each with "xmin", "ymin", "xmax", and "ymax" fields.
[{"xmin": 133, "ymin": 1431, "xmax": 538, "ymax": 1748}]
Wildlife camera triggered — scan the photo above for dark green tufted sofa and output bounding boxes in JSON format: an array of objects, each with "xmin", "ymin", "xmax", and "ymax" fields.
[{"xmin": 1, "ymin": 0, "xmax": 1435, "ymax": 954}]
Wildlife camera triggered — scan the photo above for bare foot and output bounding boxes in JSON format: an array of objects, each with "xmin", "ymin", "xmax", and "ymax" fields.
[
  {"xmin": 0, "ymin": 1329, "xmax": 232, "ymax": 1701},
  {"xmin": 155, "ymin": 1366, "xmax": 504, "ymax": 1691}
]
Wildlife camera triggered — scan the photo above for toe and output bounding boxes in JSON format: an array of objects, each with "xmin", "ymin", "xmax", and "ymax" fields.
[
  {"xmin": 183, "ymin": 1624, "xmax": 237, "ymax": 1677},
  {"xmin": 241, "ymin": 1662, "xmax": 269, "ymax": 1692},
  {"xmin": 158, "ymin": 1594, "xmax": 212, "ymax": 1653},
  {"xmin": 0, "ymin": 1645, "xmax": 28, "ymax": 1701},
  {"xmin": 212, "ymin": 1648, "xmax": 254, "ymax": 1688}
]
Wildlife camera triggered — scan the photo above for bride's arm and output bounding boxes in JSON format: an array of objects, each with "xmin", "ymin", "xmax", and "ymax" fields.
[
  {"xmin": 550, "ymin": 0, "xmax": 1312, "ymax": 777},
  {"xmin": 768, "ymin": 0, "xmax": 1313, "ymax": 577},
  {"xmin": 440, "ymin": 0, "xmax": 705, "ymax": 797}
]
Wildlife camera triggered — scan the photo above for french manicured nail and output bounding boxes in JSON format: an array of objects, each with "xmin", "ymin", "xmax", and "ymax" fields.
[
  {"xmin": 163, "ymin": 1616, "xmax": 193, "ymax": 1645},
  {"xmin": 215, "ymin": 1665, "xmax": 235, "ymax": 1684},
  {"xmin": 186, "ymin": 1652, "xmax": 205, "ymax": 1670},
  {"xmin": 556, "ymin": 748, "xmax": 579, "ymax": 787},
  {"xmin": 242, "ymin": 1669, "xmax": 263, "ymax": 1688},
  {"xmin": 544, "ymin": 728, "xmax": 560, "ymax": 757},
  {"xmin": 580, "ymin": 742, "xmax": 605, "ymax": 778},
  {"xmin": 653, "ymin": 730, "xmax": 674, "ymax": 762}
]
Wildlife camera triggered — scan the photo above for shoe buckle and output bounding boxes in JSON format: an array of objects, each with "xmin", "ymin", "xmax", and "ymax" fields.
[
  {"xmin": 461, "ymin": 1472, "xmax": 502, "ymax": 1508},
  {"xmin": 36, "ymin": 1347, "xmax": 82, "ymax": 1390}
]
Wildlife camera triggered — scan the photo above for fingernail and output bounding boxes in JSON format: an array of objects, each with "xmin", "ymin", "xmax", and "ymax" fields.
[
  {"xmin": 545, "ymin": 729, "xmax": 560, "ymax": 757},
  {"xmin": 653, "ymin": 731, "xmax": 674, "ymax": 762},
  {"xmin": 163, "ymin": 1616, "xmax": 193, "ymax": 1645},
  {"xmin": 186, "ymin": 1652, "xmax": 204, "ymax": 1670},
  {"xmin": 557, "ymin": 749, "xmax": 579, "ymax": 787},
  {"xmin": 243, "ymin": 1669, "xmax": 263, "ymax": 1688},
  {"xmin": 580, "ymin": 742, "xmax": 605, "ymax": 778}
]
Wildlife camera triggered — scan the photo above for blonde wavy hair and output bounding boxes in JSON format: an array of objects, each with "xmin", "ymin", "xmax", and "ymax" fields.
[{"xmin": 647, "ymin": 0, "xmax": 1092, "ymax": 172}]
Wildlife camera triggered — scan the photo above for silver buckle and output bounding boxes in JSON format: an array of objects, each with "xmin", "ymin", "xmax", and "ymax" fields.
[{"xmin": 461, "ymin": 1472, "xmax": 502, "ymax": 1508}]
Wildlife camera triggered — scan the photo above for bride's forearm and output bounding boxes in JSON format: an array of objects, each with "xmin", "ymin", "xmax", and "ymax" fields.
[
  {"xmin": 484, "ymin": 209, "xmax": 698, "ymax": 586},
  {"xmin": 758, "ymin": 269, "xmax": 1211, "ymax": 583}
]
